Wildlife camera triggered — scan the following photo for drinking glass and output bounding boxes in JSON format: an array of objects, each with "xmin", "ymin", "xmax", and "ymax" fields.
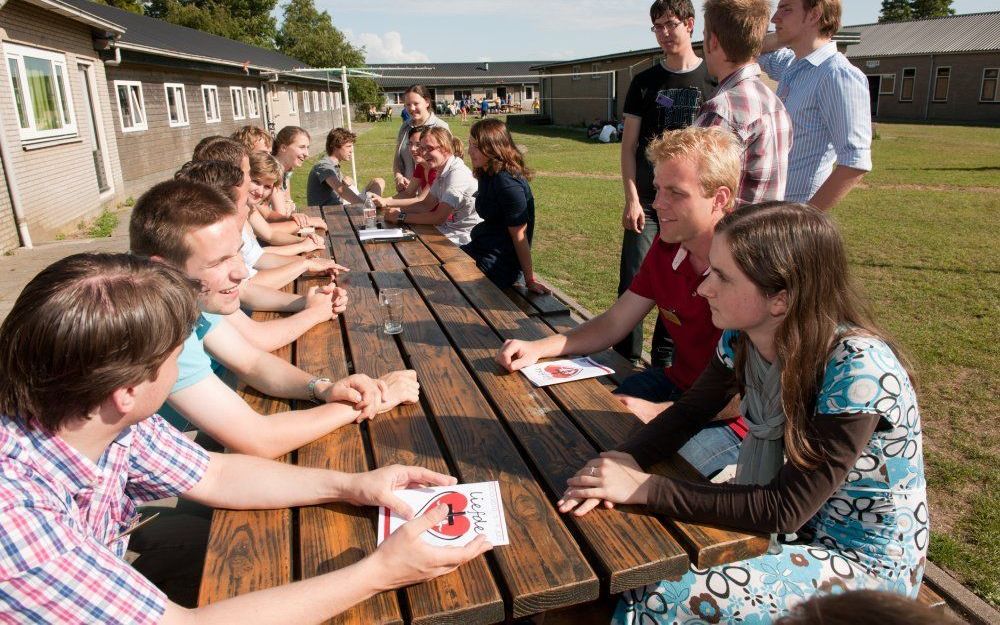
[{"xmin": 379, "ymin": 288, "xmax": 403, "ymax": 335}]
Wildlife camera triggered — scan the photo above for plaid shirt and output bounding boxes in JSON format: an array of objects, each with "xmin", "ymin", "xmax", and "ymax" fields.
[
  {"xmin": 0, "ymin": 414, "xmax": 210, "ymax": 623},
  {"xmin": 694, "ymin": 63, "xmax": 792, "ymax": 206}
]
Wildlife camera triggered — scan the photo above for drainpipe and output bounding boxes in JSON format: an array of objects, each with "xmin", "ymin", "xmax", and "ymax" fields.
[
  {"xmin": 95, "ymin": 33, "xmax": 121, "ymax": 66},
  {"xmin": 0, "ymin": 111, "xmax": 32, "ymax": 248}
]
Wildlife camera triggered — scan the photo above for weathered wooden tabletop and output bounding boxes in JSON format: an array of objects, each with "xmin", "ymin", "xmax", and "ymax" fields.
[{"xmin": 198, "ymin": 205, "xmax": 768, "ymax": 624}]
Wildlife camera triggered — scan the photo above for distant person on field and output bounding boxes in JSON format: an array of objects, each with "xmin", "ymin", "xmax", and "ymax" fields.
[
  {"xmin": 696, "ymin": 0, "xmax": 791, "ymax": 205},
  {"xmin": 393, "ymin": 85, "xmax": 449, "ymax": 193},
  {"xmin": 758, "ymin": 0, "xmax": 871, "ymax": 209},
  {"xmin": 0, "ymin": 253, "xmax": 489, "ymax": 622},
  {"xmin": 480, "ymin": 98, "xmax": 490, "ymax": 119},
  {"xmin": 306, "ymin": 128, "xmax": 386, "ymax": 207},
  {"xmin": 383, "ymin": 126, "xmax": 482, "ymax": 245},
  {"xmin": 462, "ymin": 119, "xmax": 548, "ymax": 292},
  {"xmin": 618, "ymin": 0, "xmax": 716, "ymax": 366}
]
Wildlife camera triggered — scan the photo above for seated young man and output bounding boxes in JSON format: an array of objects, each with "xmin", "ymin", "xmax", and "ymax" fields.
[
  {"xmin": 306, "ymin": 128, "xmax": 386, "ymax": 207},
  {"xmin": 0, "ymin": 253, "xmax": 489, "ymax": 623},
  {"xmin": 497, "ymin": 127, "xmax": 747, "ymax": 478},
  {"xmin": 129, "ymin": 179, "xmax": 418, "ymax": 456}
]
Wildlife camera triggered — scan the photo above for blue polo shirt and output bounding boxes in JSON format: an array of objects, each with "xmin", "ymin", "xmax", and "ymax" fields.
[{"xmin": 158, "ymin": 312, "xmax": 224, "ymax": 430}]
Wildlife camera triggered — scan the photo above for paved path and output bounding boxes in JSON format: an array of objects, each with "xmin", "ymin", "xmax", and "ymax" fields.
[{"xmin": 0, "ymin": 212, "xmax": 129, "ymax": 324}]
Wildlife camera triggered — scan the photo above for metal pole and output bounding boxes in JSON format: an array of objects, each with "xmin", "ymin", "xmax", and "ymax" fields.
[{"xmin": 341, "ymin": 65, "xmax": 357, "ymax": 185}]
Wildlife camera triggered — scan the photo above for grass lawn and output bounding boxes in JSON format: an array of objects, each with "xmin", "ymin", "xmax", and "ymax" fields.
[{"xmin": 291, "ymin": 118, "xmax": 1000, "ymax": 607}]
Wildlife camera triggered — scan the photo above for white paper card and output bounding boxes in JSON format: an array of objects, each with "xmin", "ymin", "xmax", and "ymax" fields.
[
  {"xmin": 377, "ymin": 481, "xmax": 509, "ymax": 547},
  {"xmin": 359, "ymin": 228, "xmax": 405, "ymax": 242},
  {"xmin": 519, "ymin": 357, "xmax": 614, "ymax": 387}
]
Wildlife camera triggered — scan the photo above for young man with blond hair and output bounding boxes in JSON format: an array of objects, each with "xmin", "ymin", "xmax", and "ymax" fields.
[
  {"xmin": 696, "ymin": 0, "xmax": 792, "ymax": 205},
  {"xmin": 498, "ymin": 127, "xmax": 747, "ymax": 479},
  {"xmin": 759, "ymin": 0, "xmax": 872, "ymax": 209},
  {"xmin": 0, "ymin": 253, "xmax": 488, "ymax": 621}
]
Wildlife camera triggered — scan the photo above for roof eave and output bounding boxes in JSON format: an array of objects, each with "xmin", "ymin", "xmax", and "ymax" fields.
[
  {"xmin": 22, "ymin": 0, "xmax": 126, "ymax": 34},
  {"xmin": 115, "ymin": 42, "xmax": 338, "ymax": 82}
]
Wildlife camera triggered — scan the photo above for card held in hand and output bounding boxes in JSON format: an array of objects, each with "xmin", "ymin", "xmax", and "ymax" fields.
[
  {"xmin": 377, "ymin": 481, "xmax": 510, "ymax": 547},
  {"xmin": 519, "ymin": 356, "xmax": 614, "ymax": 387}
]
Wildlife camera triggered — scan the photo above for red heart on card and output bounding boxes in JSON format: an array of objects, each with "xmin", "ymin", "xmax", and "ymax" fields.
[{"xmin": 418, "ymin": 491, "xmax": 470, "ymax": 540}]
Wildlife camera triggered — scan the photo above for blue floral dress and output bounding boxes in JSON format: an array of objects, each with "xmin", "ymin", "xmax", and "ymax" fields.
[{"xmin": 614, "ymin": 331, "xmax": 928, "ymax": 625}]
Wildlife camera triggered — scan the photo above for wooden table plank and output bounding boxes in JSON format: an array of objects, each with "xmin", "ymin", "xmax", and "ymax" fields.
[
  {"xmin": 199, "ymin": 315, "xmax": 293, "ymax": 606},
  {"xmin": 294, "ymin": 273, "xmax": 405, "ymax": 625},
  {"xmin": 340, "ymin": 271, "xmax": 504, "ymax": 625},
  {"xmin": 409, "ymin": 264, "xmax": 690, "ymax": 593},
  {"xmin": 371, "ymin": 270, "xmax": 599, "ymax": 618},
  {"xmin": 441, "ymin": 262, "xmax": 771, "ymax": 569},
  {"xmin": 410, "ymin": 224, "xmax": 469, "ymax": 264},
  {"xmin": 505, "ymin": 284, "xmax": 570, "ymax": 317},
  {"xmin": 321, "ymin": 206, "xmax": 370, "ymax": 272},
  {"xmin": 344, "ymin": 206, "xmax": 407, "ymax": 272},
  {"xmin": 395, "ymin": 238, "xmax": 440, "ymax": 267}
]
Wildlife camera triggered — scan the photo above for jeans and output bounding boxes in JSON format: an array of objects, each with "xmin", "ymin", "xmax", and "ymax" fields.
[
  {"xmin": 614, "ymin": 366, "xmax": 741, "ymax": 479},
  {"xmin": 614, "ymin": 202, "xmax": 673, "ymax": 366}
]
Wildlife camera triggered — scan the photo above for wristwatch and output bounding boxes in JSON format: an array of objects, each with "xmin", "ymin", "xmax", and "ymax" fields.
[
  {"xmin": 307, "ymin": 377, "xmax": 331, "ymax": 403},
  {"xmin": 398, "ymin": 211, "xmax": 407, "ymax": 224}
]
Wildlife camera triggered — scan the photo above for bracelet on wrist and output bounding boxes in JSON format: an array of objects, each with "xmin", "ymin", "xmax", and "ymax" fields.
[{"xmin": 307, "ymin": 377, "xmax": 331, "ymax": 403}]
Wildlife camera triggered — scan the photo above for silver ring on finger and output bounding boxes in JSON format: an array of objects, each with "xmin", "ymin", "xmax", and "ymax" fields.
[{"xmin": 589, "ymin": 466, "xmax": 597, "ymax": 477}]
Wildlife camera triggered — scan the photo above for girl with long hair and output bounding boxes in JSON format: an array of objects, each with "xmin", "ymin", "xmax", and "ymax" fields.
[
  {"xmin": 461, "ymin": 119, "xmax": 548, "ymax": 292},
  {"xmin": 559, "ymin": 202, "xmax": 927, "ymax": 623},
  {"xmin": 383, "ymin": 126, "xmax": 481, "ymax": 245},
  {"xmin": 259, "ymin": 126, "xmax": 325, "ymax": 234},
  {"xmin": 371, "ymin": 125, "xmax": 435, "ymax": 210},
  {"xmin": 392, "ymin": 84, "xmax": 449, "ymax": 193}
]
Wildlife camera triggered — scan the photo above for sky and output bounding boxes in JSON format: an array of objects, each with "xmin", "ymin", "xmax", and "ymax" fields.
[{"xmin": 319, "ymin": 0, "xmax": 1000, "ymax": 65}]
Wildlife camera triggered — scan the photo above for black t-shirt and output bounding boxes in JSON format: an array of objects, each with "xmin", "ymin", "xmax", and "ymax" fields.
[
  {"xmin": 461, "ymin": 171, "xmax": 534, "ymax": 288},
  {"xmin": 623, "ymin": 60, "xmax": 715, "ymax": 202}
]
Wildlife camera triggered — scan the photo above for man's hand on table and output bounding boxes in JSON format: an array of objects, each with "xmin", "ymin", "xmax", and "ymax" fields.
[
  {"xmin": 558, "ymin": 451, "xmax": 653, "ymax": 516},
  {"xmin": 496, "ymin": 338, "xmax": 544, "ymax": 371},
  {"xmin": 304, "ymin": 257, "xmax": 349, "ymax": 277},
  {"xmin": 317, "ymin": 374, "xmax": 383, "ymax": 419},
  {"xmin": 374, "ymin": 370, "xmax": 420, "ymax": 417}
]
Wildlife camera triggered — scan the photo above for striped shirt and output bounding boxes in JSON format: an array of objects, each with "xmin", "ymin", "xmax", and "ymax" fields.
[
  {"xmin": 0, "ymin": 414, "xmax": 210, "ymax": 623},
  {"xmin": 695, "ymin": 63, "xmax": 792, "ymax": 205},
  {"xmin": 759, "ymin": 42, "xmax": 872, "ymax": 203}
]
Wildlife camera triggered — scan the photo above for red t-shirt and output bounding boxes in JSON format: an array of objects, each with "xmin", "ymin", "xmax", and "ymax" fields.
[
  {"xmin": 413, "ymin": 163, "xmax": 438, "ymax": 187},
  {"xmin": 629, "ymin": 240, "xmax": 746, "ymax": 437}
]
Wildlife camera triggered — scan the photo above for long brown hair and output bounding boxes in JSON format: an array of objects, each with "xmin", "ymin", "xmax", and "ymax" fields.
[
  {"xmin": 717, "ymin": 202, "xmax": 912, "ymax": 469},
  {"xmin": 469, "ymin": 118, "xmax": 531, "ymax": 180},
  {"xmin": 271, "ymin": 125, "xmax": 309, "ymax": 156}
]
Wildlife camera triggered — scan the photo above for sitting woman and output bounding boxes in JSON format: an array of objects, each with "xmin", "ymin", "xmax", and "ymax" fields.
[
  {"xmin": 461, "ymin": 119, "xmax": 548, "ymax": 293},
  {"xmin": 559, "ymin": 202, "xmax": 927, "ymax": 623},
  {"xmin": 371, "ymin": 125, "xmax": 435, "ymax": 211},
  {"xmin": 393, "ymin": 84, "xmax": 449, "ymax": 193},
  {"xmin": 248, "ymin": 151, "xmax": 328, "ymax": 256},
  {"xmin": 306, "ymin": 128, "xmax": 385, "ymax": 208},
  {"xmin": 383, "ymin": 127, "xmax": 482, "ymax": 246},
  {"xmin": 260, "ymin": 126, "xmax": 326, "ymax": 234}
]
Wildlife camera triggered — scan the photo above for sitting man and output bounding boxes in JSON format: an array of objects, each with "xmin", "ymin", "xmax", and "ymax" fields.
[
  {"xmin": 497, "ymin": 126, "xmax": 747, "ymax": 478},
  {"xmin": 306, "ymin": 128, "xmax": 385, "ymax": 208},
  {"xmin": 0, "ymin": 253, "xmax": 490, "ymax": 622},
  {"xmin": 129, "ymin": 179, "xmax": 418, "ymax": 456}
]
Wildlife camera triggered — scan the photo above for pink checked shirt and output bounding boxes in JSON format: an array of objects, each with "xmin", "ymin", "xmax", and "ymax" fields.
[
  {"xmin": 0, "ymin": 414, "xmax": 210, "ymax": 623},
  {"xmin": 695, "ymin": 63, "xmax": 792, "ymax": 206}
]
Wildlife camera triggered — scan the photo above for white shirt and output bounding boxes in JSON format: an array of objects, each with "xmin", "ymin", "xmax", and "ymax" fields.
[{"xmin": 429, "ymin": 156, "xmax": 481, "ymax": 246}]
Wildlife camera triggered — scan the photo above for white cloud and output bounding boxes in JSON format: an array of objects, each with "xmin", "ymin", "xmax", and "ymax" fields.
[{"xmin": 348, "ymin": 30, "xmax": 430, "ymax": 63}]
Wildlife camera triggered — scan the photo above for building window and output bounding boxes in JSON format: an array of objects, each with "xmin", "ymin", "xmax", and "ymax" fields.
[
  {"xmin": 164, "ymin": 83, "xmax": 189, "ymax": 127},
  {"xmin": 312, "ymin": 90, "xmax": 319, "ymax": 111},
  {"xmin": 202, "ymin": 85, "xmax": 221, "ymax": 123},
  {"xmin": 899, "ymin": 68, "xmax": 915, "ymax": 102},
  {"xmin": 4, "ymin": 43, "xmax": 77, "ymax": 141},
  {"xmin": 319, "ymin": 91, "xmax": 325, "ymax": 110},
  {"xmin": 879, "ymin": 74, "xmax": 895, "ymax": 95},
  {"xmin": 113, "ymin": 80, "xmax": 147, "ymax": 132},
  {"xmin": 246, "ymin": 88, "xmax": 260, "ymax": 118},
  {"xmin": 572, "ymin": 64, "xmax": 581, "ymax": 81},
  {"xmin": 932, "ymin": 66, "xmax": 950, "ymax": 102},
  {"xmin": 302, "ymin": 89, "xmax": 311, "ymax": 113},
  {"xmin": 230, "ymin": 87, "xmax": 245, "ymax": 119},
  {"xmin": 591, "ymin": 62, "xmax": 601, "ymax": 79},
  {"xmin": 981, "ymin": 68, "xmax": 999, "ymax": 102},
  {"xmin": 329, "ymin": 91, "xmax": 336, "ymax": 107},
  {"xmin": 333, "ymin": 92, "xmax": 342, "ymax": 108},
  {"xmin": 525, "ymin": 85, "xmax": 534, "ymax": 99},
  {"xmin": 287, "ymin": 89, "xmax": 298, "ymax": 113}
]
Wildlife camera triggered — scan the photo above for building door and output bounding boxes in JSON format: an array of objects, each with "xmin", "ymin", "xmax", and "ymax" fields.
[
  {"xmin": 77, "ymin": 63, "xmax": 111, "ymax": 193},
  {"xmin": 262, "ymin": 83, "xmax": 275, "ymax": 132},
  {"xmin": 867, "ymin": 75, "xmax": 880, "ymax": 118}
]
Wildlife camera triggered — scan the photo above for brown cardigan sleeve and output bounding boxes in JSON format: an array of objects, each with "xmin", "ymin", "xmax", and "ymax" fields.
[
  {"xmin": 643, "ymin": 411, "xmax": 881, "ymax": 534},
  {"xmin": 617, "ymin": 354, "xmax": 739, "ymax": 467}
]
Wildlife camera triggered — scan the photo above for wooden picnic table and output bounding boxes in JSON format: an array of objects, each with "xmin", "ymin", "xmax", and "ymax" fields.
[{"xmin": 198, "ymin": 205, "xmax": 768, "ymax": 623}]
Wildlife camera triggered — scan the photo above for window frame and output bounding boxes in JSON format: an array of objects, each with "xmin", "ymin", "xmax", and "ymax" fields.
[
  {"xmin": 591, "ymin": 62, "xmax": 601, "ymax": 79},
  {"xmin": 932, "ymin": 66, "xmax": 951, "ymax": 102},
  {"xmin": 113, "ymin": 79, "xmax": 147, "ymax": 133},
  {"xmin": 163, "ymin": 82, "xmax": 189, "ymax": 128},
  {"xmin": 230, "ymin": 86, "xmax": 246, "ymax": 120},
  {"xmin": 303, "ymin": 89, "xmax": 311, "ymax": 113},
  {"xmin": 899, "ymin": 67, "xmax": 916, "ymax": 103},
  {"xmin": 979, "ymin": 67, "xmax": 999, "ymax": 103},
  {"xmin": 320, "ymin": 91, "xmax": 327, "ymax": 111},
  {"xmin": 287, "ymin": 89, "xmax": 298, "ymax": 113},
  {"xmin": 525, "ymin": 85, "xmax": 534, "ymax": 100},
  {"xmin": 201, "ymin": 85, "xmax": 221, "ymax": 123},
  {"xmin": 572, "ymin": 64, "xmax": 581, "ymax": 81},
  {"xmin": 4, "ymin": 42, "xmax": 78, "ymax": 141},
  {"xmin": 878, "ymin": 73, "xmax": 895, "ymax": 95},
  {"xmin": 246, "ymin": 87, "xmax": 261, "ymax": 118},
  {"xmin": 312, "ymin": 90, "xmax": 319, "ymax": 111}
]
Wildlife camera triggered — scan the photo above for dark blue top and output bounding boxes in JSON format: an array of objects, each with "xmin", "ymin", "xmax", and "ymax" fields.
[{"xmin": 461, "ymin": 171, "xmax": 534, "ymax": 288}]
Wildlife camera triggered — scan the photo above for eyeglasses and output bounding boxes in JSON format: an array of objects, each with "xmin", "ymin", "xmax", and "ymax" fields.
[
  {"xmin": 417, "ymin": 143, "xmax": 441, "ymax": 154},
  {"xmin": 650, "ymin": 19, "xmax": 685, "ymax": 33}
]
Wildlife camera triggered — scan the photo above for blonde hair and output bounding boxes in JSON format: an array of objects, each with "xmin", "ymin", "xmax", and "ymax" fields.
[
  {"xmin": 422, "ymin": 126, "xmax": 464, "ymax": 158},
  {"xmin": 703, "ymin": 0, "xmax": 772, "ymax": 63},
  {"xmin": 645, "ymin": 126, "xmax": 741, "ymax": 211},
  {"xmin": 231, "ymin": 125, "xmax": 273, "ymax": 152},
  {"xmin": 249, "ymin": 151, "xmax": 283, "ymax": 183},
  {"xmin": 802, "ymin": 0, "xmax": 841, "ymax": 38}
]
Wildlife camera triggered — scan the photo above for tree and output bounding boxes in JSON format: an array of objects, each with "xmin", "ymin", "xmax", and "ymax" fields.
[
  {"xmin": 275, "ymin": 0, "xmax": 382, "ymax": 108},
  {"xmin": 146, "ymin": 0, "xmax": 278, "ymax": 49},
  {"xmin": 878, "ymin": 0, "xmax": 912, "ymax": 22},
  {"xmin": 910, "ymin": 0, "xmax": 956, "ymax": 19},
  {"xmin": 94, "ymin": 0, "xmax": 146, "ymax": 13}
]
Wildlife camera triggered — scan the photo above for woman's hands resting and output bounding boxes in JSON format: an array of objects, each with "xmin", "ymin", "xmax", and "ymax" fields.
[{"xmin": 558, "ymin": 451, "xmax": 653, "ymax": 516}]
